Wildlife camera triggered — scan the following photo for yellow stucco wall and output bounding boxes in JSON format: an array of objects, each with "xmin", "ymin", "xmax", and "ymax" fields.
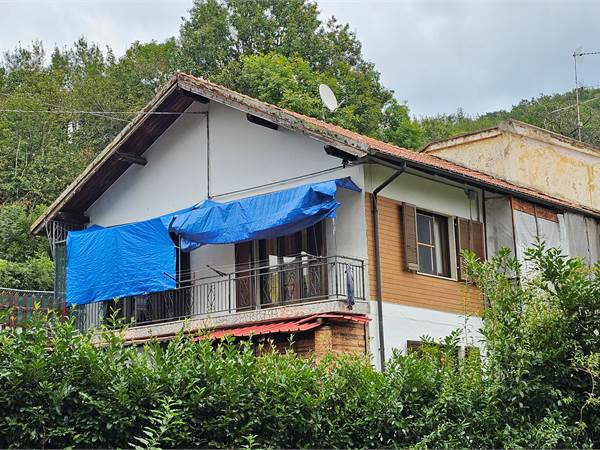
[{"xmin": 427, "ymin": 132, "xmax": 600, "ymax": 210}]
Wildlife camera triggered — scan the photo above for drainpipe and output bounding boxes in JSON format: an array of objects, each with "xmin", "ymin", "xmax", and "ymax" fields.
[{"xmin": 371, "ymin": 162, "xmax": 406, "ymax": 372}]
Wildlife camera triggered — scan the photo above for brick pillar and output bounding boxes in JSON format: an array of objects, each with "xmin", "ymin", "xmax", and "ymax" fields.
[{"xmin": 314, "ymin": 324, "xmax": 333, "ymax": 360}]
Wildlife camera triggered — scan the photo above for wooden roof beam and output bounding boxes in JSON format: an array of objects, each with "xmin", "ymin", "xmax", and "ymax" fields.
[
  {"xmin": 115, "ymin": 152, "xmax": 147, "ymax": 166},
  {"xmin": 55, "ymin": 211, "xmax": 90, "ymax": 225},
  {"xmin": 246, "ymin": 113, "xmax": 278, "ymax": 130}
]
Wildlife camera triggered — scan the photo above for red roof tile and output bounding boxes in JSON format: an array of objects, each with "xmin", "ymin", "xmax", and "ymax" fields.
[
  {"xmin": 177, "ymin": 73, "xmax": 600, "ymax": 218},
  {"xmin": 32, "ymin": 73, "xmax": 600, "ymax": 233},
  {"xmin": 205, "ymin": 313, "xmax": 370, "ymax": 340}
]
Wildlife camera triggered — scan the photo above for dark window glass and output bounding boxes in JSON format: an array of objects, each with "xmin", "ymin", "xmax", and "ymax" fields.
[
  {"xmin": 416, "ymin": 213, "xmax": 433, "ymax": 244},
  {"xmin": 416, "ymin": 211, "xmax": 451, "ymax": 277},
  {"xmin": 418, "ymin": 245, "xmax": 434, "ymax": 274}
]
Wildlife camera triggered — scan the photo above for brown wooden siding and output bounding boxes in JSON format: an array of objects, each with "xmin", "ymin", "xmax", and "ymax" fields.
[
  {"xmin": 366, "ymin": 195, "xmax": 483, "ymax": 315},
  {"xmin": 511, "ymin": 197, "xmax": 558, "ymax": 222}
]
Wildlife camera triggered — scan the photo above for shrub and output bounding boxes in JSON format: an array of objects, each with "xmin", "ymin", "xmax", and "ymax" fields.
[{"xmin": 0, "ymin": 244, "xmax": 598, "ymax": 448}]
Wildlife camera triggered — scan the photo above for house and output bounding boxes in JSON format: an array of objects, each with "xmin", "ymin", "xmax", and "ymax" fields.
[{"xmin": 32, "ymin": 73, "xmax": 600, "ymax": 369}]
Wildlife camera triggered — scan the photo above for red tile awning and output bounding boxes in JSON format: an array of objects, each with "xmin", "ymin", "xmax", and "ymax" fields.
[{"xmin": 206, "ymin": 313, "xmax": 370, "ymax": 339}]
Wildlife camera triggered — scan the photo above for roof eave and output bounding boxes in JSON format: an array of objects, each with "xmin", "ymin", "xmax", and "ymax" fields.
[
  {"xmin": 368, "ymin": 152, "xmax": 600, "ymax": 220},
  {"xmin": 31, "ymin": 76, "xmax": 181, "ymax": 235}
]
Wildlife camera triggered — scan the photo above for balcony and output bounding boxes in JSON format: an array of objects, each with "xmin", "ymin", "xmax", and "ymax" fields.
[{"xmin": 73, "ymin": 255, "xmax": 367, "ymax": 336}]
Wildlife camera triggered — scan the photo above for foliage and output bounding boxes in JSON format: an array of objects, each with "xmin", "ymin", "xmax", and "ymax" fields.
[
  {"xmin": 0, "ymin": 202, "xmax": 48, "ymax": 262},
  {"xmin": 0, "ymin": 245, "xmax": 598, "ymax": 448},
  {"xmin": 0, "ymin": 0, "xmax": 425, "ymax": 289},
  {"xmin": 0, "ymin": 203, "xmax": 52, "ymax": 290},
  {"xmin": 417, "ymin": 86, "xmax": 600, "ymax": 147},
  {"xmin": 0, "ymin": 254, "xmax": 53, "ymax": 290},
  {"xmin": 179, "ymin": 0, "xmax": 419, "ymax": 142},
  {"xmin": 379, "ymin": 99, "xmax": 423, "ymax": 149},
  {"xmin": 463, "ymin": 244, "xmax": 600, "ymax": 447}
]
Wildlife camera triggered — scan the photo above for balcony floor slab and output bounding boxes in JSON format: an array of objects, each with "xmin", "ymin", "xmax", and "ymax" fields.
[{"xmin": 114, "ymin": 299, "xmax": 370, "ymax": 342}]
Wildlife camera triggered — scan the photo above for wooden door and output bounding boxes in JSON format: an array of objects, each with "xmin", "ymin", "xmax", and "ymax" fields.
[{"xmin": 235, "ymin": 241, "xmax": 254, "ymax": 310}]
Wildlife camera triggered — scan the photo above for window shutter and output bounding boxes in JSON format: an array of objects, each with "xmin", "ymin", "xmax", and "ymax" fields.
[
  {"xmin": 456, "ymin": 218, "xmax": 486, "ymax": 280},
  {"xmin": 402, "ymin": 203, "xmax": 419, "ymax": 272},
  {"xmin": 470, "ymin": 221, "xmax": 486, "ymax": 261}
]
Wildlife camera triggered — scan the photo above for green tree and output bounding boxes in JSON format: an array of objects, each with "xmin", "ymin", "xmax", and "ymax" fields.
[
  {"xmin": 379, "ymin": 99, "xmax": 423, "ymax": 149},
  {"xmin": 178, "ymin": 0, "xmax": 421, "ymax": 146}
]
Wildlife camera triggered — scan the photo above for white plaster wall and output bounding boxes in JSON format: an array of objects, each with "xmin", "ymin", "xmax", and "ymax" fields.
[
  {"xmin": 208, "ymin": 102, "xmax": 339, "ymax": 197},
  {"xmin": 87, "ymin": 103, "xmax": 209, "ymax": 226},
  {"xmin": 86, "ymin": 98, "xmax": 368, "ymax": 288},
  {"xmin": 369, "ymin": 301, "xmax": 484, "ymax": 370},
  {"xmin": 365, "ymin": 165, "xmax": 482, "ymax": 221}
]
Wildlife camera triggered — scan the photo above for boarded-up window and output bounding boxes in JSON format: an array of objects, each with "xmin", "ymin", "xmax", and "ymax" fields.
[
  {"xmin": 456, "ymin": 218, "xmax": 486, "ymax": 280},
  {"xmin": 401, "ymin": 203, "xmax": 419, "ymax": 271}
]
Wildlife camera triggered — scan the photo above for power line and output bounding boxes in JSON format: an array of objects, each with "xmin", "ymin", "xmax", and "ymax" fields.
[{"xmin": 0, "ymin": 109, "xmax": 207, "ymax": 117}]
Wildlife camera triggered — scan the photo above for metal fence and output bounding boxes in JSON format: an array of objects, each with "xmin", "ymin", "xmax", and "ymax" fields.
[
  {"xmin": 0, "ymin": 288, "xmax": 66, "ymax": 327},
  {"xmin": 73, "ymin": 255, "xmax": 365, "ymax": 331}
]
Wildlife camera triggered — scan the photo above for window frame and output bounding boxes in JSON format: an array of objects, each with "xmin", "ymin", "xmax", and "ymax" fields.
[{"xmin": 415, "ymin": 210, "xmax": 453, "ymax": 279}]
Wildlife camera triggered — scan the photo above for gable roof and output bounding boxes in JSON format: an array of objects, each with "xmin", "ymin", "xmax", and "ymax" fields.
[{"xmin": 31, "ymin": 73, "xmax": 600, "ymax": 234}]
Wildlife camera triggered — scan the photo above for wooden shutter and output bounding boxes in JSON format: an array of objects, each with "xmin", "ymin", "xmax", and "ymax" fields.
[
  {"xmin": 402, "ymin": 203, "xmax": 419, "ymax": 272},
  {"xmin": 470, "ymin": 221, "xmax": 486, "ymax": 260},
  {"xmin": 455, "ymin": 218, "xmax": 486, "ymax": 280}
]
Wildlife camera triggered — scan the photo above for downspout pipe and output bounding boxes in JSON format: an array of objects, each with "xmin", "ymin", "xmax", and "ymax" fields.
[{"xmin": 371, "ymin": 162, "xmax": 406, "ymax": 371}]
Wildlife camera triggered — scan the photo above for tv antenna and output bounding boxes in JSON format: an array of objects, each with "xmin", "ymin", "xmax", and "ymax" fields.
[
  {"xmin": 319, "ymin": 83, "xmax": 341, "ymax": 113},
  {"xmin": 572, "ymin": 48, "xmax": 600, "ymax": 141}
]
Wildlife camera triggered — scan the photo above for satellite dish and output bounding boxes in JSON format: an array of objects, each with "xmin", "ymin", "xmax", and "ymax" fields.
[{"xmin": 319, "ymin": 83, "xmax": 339, "ymax": 112}]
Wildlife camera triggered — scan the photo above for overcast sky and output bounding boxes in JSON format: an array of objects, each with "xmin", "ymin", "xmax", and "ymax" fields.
[{"xmin": 2, "ymin": 0, "xmax": 600, "ymax": 117}]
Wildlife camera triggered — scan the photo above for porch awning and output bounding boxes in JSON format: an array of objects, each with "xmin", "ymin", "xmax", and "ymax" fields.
[
  {"xmin": 170, "ymin": 177, "xmax": 361, "ymax": 251},
  {"xmin": 203, "ymin": 313, "xmax": 371, "ymax": 340}
]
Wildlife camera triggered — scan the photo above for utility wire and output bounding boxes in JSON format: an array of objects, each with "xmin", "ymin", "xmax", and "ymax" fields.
[{"xmin": 0, "ymin": 109, "xmax": 208, "ymax": 117}]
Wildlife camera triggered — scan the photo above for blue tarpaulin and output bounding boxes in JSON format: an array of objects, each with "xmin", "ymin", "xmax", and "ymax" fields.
[
  {"xmin": 170, "ymin": 177, "xmax": 361, "ymax": 251},
  {"xmin": 65, "ymin": 209, "xmax": 190, "ymax": 306},
  {"xmin": 66, "ymin": 177, "xmax": 360, "ymax": 306}
]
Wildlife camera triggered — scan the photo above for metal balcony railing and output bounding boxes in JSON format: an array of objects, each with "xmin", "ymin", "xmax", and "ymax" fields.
[{"xmin": 73, "ymin": 255, "xmax": 365, "ymax": 331}]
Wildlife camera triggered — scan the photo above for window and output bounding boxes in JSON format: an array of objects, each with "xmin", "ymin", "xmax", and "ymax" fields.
[
  {"xmin": 401, "ymin": 203, "xmax": 485, "ymax": 280},
  {"xmin": 416, "ymin": 211, "xmax": 451, "ymax": 277},
  {"xmin": 234, "ymin": 222, "xmax": 327, "ymax": 308}
]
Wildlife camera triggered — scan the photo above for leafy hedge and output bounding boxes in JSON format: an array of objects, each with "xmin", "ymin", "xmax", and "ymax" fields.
[{"xmin": 0, "ymin": 245, "xmax": 598, "ymax": 448}]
